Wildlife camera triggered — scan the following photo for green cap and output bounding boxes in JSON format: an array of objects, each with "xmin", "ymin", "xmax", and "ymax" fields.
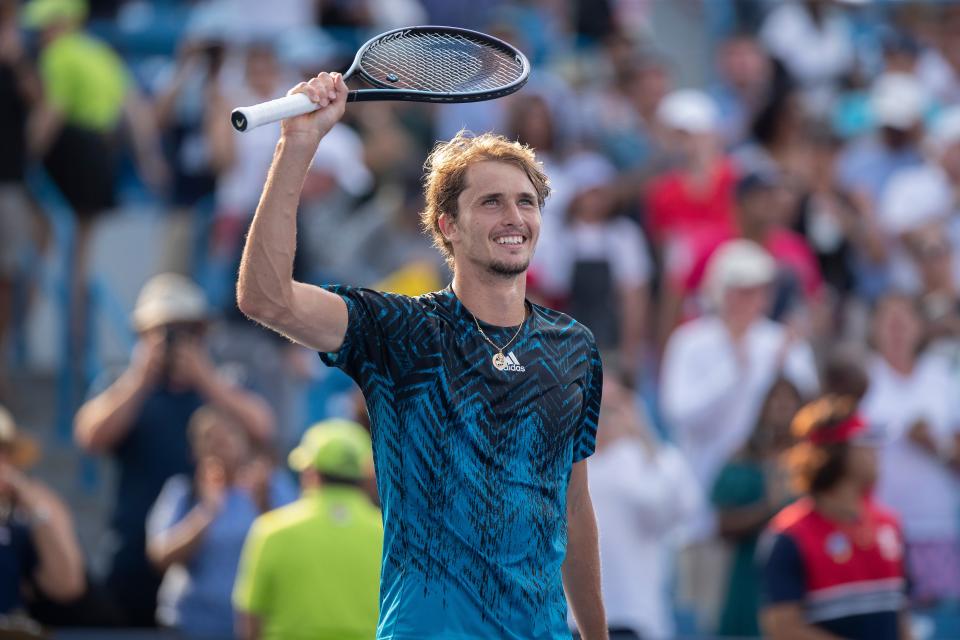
[
  {"xmin": 288, "ymin": 419, "xmax": 372, "ymax": 480},
  {"xmin": 22, "ymin": 0, "xmax": 87, "ymax": 28}
]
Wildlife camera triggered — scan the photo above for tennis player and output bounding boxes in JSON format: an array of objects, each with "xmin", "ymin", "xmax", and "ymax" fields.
[{"xmin": 237, "ymin": 72, "xmax": 606, "ymax": 639}]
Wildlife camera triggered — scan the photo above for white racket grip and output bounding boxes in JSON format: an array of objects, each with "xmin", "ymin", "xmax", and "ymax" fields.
[{"xmin": 231, "ymin": 93, "xmax": 318, "ymax": 132}]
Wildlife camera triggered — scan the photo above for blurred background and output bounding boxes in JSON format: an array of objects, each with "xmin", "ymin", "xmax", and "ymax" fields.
[{"xmin": 2, "ymin": 0, "xmax": 960, "ymax": 638}]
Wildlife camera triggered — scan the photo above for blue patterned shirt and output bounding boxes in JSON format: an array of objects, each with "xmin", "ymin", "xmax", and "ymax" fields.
[{"xmin": 319, "ymin": 286, "xmax": 602, "ymax": 639}]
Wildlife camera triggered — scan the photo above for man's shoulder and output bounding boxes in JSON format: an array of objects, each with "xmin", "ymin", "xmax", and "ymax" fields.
[
  {"xmin": 324, "ymin": 284, "xmax": 452, "ymax": 315},
  {"xmin": 769, "ymin": 497, "xmax": 817, "ymax": 536},
  {"xmin": 531, "ymin": 302, "xmax": 598, "ymax": 351},
  {"xmin": 251, "ymin": 499, "xmax": 317, "ymax": 540}
]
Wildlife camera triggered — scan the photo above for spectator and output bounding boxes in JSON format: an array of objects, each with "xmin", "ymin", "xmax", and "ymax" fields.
[
  {"xmin": 878, "ymin": 105, "xmax": 960, "ymax": 295},
  {"xmin": 147, "ymin": 406, "xmax": 295, "ymax": 637},
  {"xmin": 0, "ymin": 0, "xmax": 41, "ymax": 392},
  {"xmin": 580, "ymin": 48, "xmax": 671, "ymax": 171},
  {"xmin": 733, "ymin": 81, "xmax": 813, "ymax": 181},
  {"xmin": 758, "ymin": 0, "xmax": 855, "ymax": 115},
  {"xmin": 233, "ymin": 419, "xmax": 382, "ymax": 640},
  {"xmin": 645, "ymin": 89, "xmax": 736, "ymax": 250},
  {"xmin": 876, "ymin": 156, "xmax": 953, "ymax": 297},
  {"xmin": 22, "ymin": 0, "xmax": 167, "ymax": 363},
  {"xmin": 907, "ymin": 227, "xmax": 960, "ymax": 357},
  {"xmin": 533, "ymin": 153, "xmax": 651, "ymax": 373},
  {"xmin": 711, "ymin": 32, "xmax": 776, "ymax": 147},
  {"xmin": 916, "ymin": 6, "xmax": 960, "ymax": 105},
  {"xmin": 662, "ymin": 172, "xmax": 825, "ymax": 339},
  {"xmin": 661, "ymin": 239, "xmax": 818, "ymax": 632},
  {"xmin": 152, "ymin": 9, "xmax": 230, "ymax": 274},
  {"xmin": 760, "ymin": 395, "xmax": 908, "ymax": 640},
  {"xmin": 73, "ymin": 273, "xmax": 274, "ymax": 627},
  {"xmin": 793, "ymin": 128, "xmax": 887, "ymax": 316},
  {"xmin": 571, "ymin": 373, "xmax": 699, "ymax": 640},
  {"xmin": 0, "ymin": 405, "xmax": 85, "ymax": 620},
  {"xmin": 711, "ymin": 377, "xmax": 802, "ymax": 638},
  {"xmin": 837, "ymin": 72, "xmax": 928, "ymax": 204},
  {"xmin": 859, "ymin": 294, "xmax": 960, "ymax": 606}
]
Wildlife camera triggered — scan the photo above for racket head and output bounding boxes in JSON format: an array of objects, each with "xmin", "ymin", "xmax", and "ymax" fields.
[{"xmin": 347, "ymin": 26, "xmax": 530, "ymax": 103}]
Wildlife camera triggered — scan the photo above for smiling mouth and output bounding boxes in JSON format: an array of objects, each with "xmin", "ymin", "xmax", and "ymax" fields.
[{"xmin": 493, "ymin": 235, "xmax": 526, "ymax": 246}]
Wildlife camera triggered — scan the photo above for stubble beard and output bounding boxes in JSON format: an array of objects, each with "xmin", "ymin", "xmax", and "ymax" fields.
[{"xmin": 487, "ymin": 258, "xmax": 530, "ymax": 278}]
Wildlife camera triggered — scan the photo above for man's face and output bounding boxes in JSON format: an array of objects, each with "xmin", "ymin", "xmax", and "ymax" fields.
[
  {"xmin": 442, "ymin": 161, "xmax": 541, "ymax": 278},
  {"xmin": 721, "ymin": 283, "xmax": 771, "ymax": 331},
  {"xmin": 873, "ymin": 297, "xmax": 923, "ymax": 357},
  {"xmin": 196, "ymin": 420, "xmax": 248, "ymax": 473}
]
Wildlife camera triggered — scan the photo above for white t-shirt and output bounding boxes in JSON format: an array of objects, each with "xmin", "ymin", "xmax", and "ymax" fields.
[
  {"xmin": 660, "ymin": 316, "xmax": 819, "ymax": 540},
  {"xmin": 533, "ymin": 217, "xmax": 652, "ymax": 298},
  {"xmin": 759, "ymin": 2, "xmax": 854, "ymax": 88},
  {"xmin": 216, "ymin": 110, "xmax": 370, "ymax": 218},
  {"xmin": 568, "ymin": 438, "xmax": 700, "ymax": 639},
  {"xmin": 860, "ymin": 353, "xmax": 960, "ymax": 541}
]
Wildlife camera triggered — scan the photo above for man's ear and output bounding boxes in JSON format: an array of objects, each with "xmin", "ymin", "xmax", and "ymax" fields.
[{"xmin": 437, "ymin": 212, "xmax": 456, "ymax": 243}]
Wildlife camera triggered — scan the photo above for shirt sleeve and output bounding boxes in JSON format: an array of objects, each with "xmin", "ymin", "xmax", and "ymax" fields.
[
  {"xmin": 233, "ymin": 518, "xmax": 271, "ymax": 615},
  {"xmin": 759, "ymin": 531, "xmax": 807, "ymax": 605},
  {"xmin": 317, "ymin": 285, "xmax": 424, "ymax": 384},
  {"xmin": 711, "ymin": 462, "xmax": 765, "ymax": 509},
  {"xmin": 573, "ymin": 339, "xmax": 603, "ymax": 463},
  {"xmin": 39, "ymin": 44, "xmax": 77, "ymax": 117},
  {"xmin": 146, "ymin": 475, "xmax": 193, "ymax": 540}
]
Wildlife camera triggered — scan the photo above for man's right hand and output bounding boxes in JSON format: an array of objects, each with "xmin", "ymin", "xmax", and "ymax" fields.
[
  {"xmin": 281, "ymin": 72, "xmax": 349, "ymax": 145},
  {"xmin": 128, "ymin": 331, "xmax": 166, "ymax": 391}
]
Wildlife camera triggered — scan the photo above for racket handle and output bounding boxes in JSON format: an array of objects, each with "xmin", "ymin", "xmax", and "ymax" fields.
[{"xmin": 230, "ymin": 93, "xmax": 318, "ymax": 132}]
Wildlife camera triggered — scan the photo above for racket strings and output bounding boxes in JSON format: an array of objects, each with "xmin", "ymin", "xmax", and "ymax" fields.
[{"xmin": 360, "ymin": 32, "xmax": 523, "ymax": 93}]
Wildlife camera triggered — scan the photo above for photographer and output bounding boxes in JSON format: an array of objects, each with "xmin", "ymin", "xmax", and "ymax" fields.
[
  {"xmin": 74, "ymin": 273, "xmax": 274, "ymax": 627},
  {"xmin": 1, "ymin": 405, "xmax": 85, "ymax": 624}
]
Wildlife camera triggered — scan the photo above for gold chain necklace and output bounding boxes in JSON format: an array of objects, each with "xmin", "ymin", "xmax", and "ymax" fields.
[{"xmin": 470, "ymin": 310, "xmax": 525, "ymax": 371}]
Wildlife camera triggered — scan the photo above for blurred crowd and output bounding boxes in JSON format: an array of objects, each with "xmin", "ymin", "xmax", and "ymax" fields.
[{"xmin": 3, "ymin": 0, "xmax": 960, "ymax": 637}]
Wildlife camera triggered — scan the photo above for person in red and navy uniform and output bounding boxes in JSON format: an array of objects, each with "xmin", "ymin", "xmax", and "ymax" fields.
[{"xmin": 759, "ymin": 395, "xmax": 911, "ymax": 640}]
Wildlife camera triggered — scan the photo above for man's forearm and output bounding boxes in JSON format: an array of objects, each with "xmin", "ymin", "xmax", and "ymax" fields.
[
  {"xmin": 147, "ymin": 504, "xmax": 217, "ymax": 571},
  {"xmin": 563, "ymin": 508, "xmax": 606, "ymax": 639},
  {"xmin": 74, "ymin": 370, "xmax": 150, "ymax": 453},
  {"xmin": 28, "ymin": 486, "xmax": 85, "ymax": 601},
  {"xmin": 237, "ymin": 135, "xmax": 316, "ymax": 320},
  {"xmin": 564, "ymin": 462, "xmax": 607, "ymax": 639}
]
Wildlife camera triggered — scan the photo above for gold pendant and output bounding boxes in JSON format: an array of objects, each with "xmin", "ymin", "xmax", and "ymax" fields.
[{"xmin": 492, "ymin": 352, "xmax": 507, "ymax": 370}]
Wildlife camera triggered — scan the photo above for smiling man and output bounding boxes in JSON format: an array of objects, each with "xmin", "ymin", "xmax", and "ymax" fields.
[{"xmin": 236, "ymin": 72, "xmax": 606, "ymax": 639}]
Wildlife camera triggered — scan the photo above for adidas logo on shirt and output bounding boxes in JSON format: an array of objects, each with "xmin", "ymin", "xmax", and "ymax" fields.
[{"xmin": 504, "ymin": 351, "xmax": 526, "ymax": 373}]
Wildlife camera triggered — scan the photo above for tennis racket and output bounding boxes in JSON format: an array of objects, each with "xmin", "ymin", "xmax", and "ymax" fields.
[{"xmin": 231, "ymin": 25, "xmax": 530, "ymax": 132}]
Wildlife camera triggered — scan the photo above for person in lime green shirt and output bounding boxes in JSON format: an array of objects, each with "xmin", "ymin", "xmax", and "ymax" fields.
[
  {"xmin": 233, "ymin": 419, "xmax": 383, "ymax": 640},
  {"xmin": 22, "ymin": 0, "xmax": 167, "ymax": 380}
]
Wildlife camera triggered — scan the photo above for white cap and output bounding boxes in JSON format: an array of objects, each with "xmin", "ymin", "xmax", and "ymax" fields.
[
  {"xmin": 870, "ymin": 72, "xmax": 928, "ymax": 130},
  {"xmin": 657, "ymin": 89, "xmax": 719, "ymax": 134},
  {"xmin": 927, "ymin": 105, "xmax": 960, "ymax": 156},
  {"xmin": 704, "ymin": 239, "xmax": 776, "ymax": 307},
  {"xmin": 132, "ymin": 273, "xmax": 210, "ymax": 331},
  {"xmin": 564, "ymin": 152, "xmax": 616, "ymax": 201},
  {"xmin": 879, "ymin": 166, "xmax": 952, "ymax": 235}
]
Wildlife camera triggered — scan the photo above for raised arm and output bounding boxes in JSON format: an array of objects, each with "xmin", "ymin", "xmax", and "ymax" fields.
[{"xmin": 236, "ymin": 72, "xmax": 351, "ymax": 353}]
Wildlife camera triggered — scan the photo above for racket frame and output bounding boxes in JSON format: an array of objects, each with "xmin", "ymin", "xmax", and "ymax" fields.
[
  {"xmin": 231, "ymin": 25, "xmax": 530, "ymax": 132},
  {"xmin": 343, "ymin": 25, "xmax": 531, "ymax": 103}
]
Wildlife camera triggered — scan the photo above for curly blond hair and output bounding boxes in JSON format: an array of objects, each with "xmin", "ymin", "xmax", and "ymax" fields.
[
  {"xmin": 421, "ymin": 130, "xmax": 550, "ymax": 270},
  {"xmin": 784, "ymin": 395, "xmax": 860, "ymax": 495}
]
